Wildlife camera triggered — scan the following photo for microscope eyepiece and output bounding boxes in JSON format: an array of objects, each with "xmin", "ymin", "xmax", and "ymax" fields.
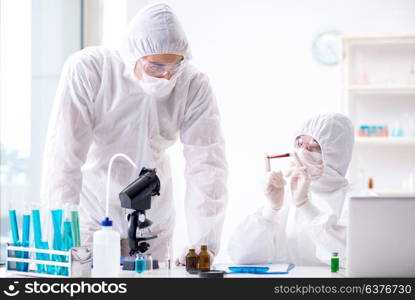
[{"xmin": 119, "ymin": 167, "xmax": 160, "ymax": 210}]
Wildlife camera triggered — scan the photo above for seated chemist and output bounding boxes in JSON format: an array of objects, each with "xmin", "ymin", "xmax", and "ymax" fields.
[{"xmin": 228, "ymin": 113, "xmax": 355, "ymax": 267}]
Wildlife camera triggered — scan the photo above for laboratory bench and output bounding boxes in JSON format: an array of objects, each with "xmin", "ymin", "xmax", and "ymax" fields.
[{"xmin": 0, "ymin": 265, "xmax": 345, "ymax": 278}]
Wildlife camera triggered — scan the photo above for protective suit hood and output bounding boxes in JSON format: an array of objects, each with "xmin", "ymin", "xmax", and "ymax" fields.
[
  {"xmin": 297, "ymin": 113, "xmax": 354, "ymax": 193},
  {"xmin": 118, "ymin": 3, "xmax": 192, "ymax": 70}
]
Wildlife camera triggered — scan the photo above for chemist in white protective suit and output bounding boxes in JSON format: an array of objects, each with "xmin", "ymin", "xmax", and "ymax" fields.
[
  {"xmin": 228, "ymin": 113, "xmax": 354, "ymax": 267},
  {"xmin": 41, "ymin": 3, "xmax": 227, "ymax": 263}
]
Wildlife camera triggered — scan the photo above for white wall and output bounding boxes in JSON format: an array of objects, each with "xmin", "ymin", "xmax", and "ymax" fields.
[{"xmin": 124, "ymin": 0, "xmax": 415, "ymax": 262}]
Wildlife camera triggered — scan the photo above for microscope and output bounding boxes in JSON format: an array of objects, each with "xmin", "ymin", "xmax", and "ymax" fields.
[{"xmin": 119, "ymin": 167, "xmax": 160, "ymax": 256}]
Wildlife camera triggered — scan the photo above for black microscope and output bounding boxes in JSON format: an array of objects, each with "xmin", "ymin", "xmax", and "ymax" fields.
[{"xmin": 119, "ymin": 167, "xmax": 160, "ymax": 256}]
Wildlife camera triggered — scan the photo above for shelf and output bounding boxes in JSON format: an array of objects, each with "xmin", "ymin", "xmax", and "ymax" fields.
[
  {"xmin": 347, "ymin": 85, "xmax": 415, "ymax": 94},
  {"xmin": 343, "ymin": 35, "xmax": 415, "ymax": 46},
  {"xmin": 373, "ymin": 190, "xmax": 415, "ymax": 197},
  {"xmin": 355, "ymin": 137, "xmax": 415, "ymax": 145}
]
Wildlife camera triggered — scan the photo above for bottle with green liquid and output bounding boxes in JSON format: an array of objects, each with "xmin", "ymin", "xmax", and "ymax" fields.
[{"xmin": 331, "ymin": 252, "xmax": 339, "ymax": 273}]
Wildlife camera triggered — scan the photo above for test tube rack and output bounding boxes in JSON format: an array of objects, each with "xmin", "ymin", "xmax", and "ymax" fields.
[{"xmin": 6, "ymin": 244, "xmax": 72, "ymax": 278}]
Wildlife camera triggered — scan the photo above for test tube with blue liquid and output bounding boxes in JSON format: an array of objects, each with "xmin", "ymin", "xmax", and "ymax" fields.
[
  {"xmin": 61, "ymin": 206, "xmax": 74, "ymax": 276},
  {"xmin": 8, "ymin": 209, "xmax": 23, "ymax": 271},
  {"xmin": 32, "ymin": 209, "xmax": 47, "ymax": 274},
  {"xmin": 21, "ymin": 213, "xmax": 30, "ymax": 272},
  {"xmin": 51, "ymin": 209, "xmax": 66, "ymax": 275}
]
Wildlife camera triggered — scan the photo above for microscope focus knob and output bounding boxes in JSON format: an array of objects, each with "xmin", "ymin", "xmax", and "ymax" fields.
[
  {"xmin": 138, "ymin": 213, "xmax": 146, "ymax": 223},
  {"xmin": 137, "ymin": 242, "xmax": 150, "ymax": 253}
]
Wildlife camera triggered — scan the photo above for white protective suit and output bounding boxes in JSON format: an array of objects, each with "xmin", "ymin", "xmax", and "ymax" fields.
[
  {"xmin": 228, "ymin": 113, "xmax": 354, "ymax": 266},
  {"xmin": 41, "ymin": 3, "xmax": 228, "ymax": 261}
]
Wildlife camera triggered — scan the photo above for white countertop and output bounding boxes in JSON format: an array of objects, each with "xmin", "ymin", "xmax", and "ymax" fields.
[
  {"xmin": 119, "ymin": 266, "xmax": 345, "ymax": 278},
  {"xmin": 0, "ymin": 265, "xmax": 345, "ymax": 278}
]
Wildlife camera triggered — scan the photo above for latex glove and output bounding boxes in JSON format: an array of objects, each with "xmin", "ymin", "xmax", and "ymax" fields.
[
  {"xmin": 289, "ymin": 166, "xmax": 311, "ymax": 207},
  {"xmin": 175, "ymin": 247, "xmax": 187, "ymax": 266},
  {"xmin": 174, "ymin": 246, "xmax": 197, "ymax": 266},
  {"xmin": 264, "ymin": 170, "xmax": 286, "ymax": 210}
]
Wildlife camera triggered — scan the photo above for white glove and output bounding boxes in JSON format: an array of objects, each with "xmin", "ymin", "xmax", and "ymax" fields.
[
  {"xmin": 264, "ymin": 170, "xmax": 286, "ymax": 210},
  {"xmin": 289, "ymin": 166, "xmax": 311, "ymax": 207},
  {"xmin": 175, "ymin": 247, "xmax": 187, "ymax": 266}
]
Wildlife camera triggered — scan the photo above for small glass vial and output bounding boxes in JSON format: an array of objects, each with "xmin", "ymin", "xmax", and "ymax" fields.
[
  {"xmin": 185, "ymin": 249, "xmax": 199, "ymax": 274},
  {"xmin": 368, "ymin": 177, "xmax": 374, "ymax": 190},
  {"xmin": 145, "ymin": 253, "xmax": 153, "ymax": 273},
  {"xmin": 331, "ymin": 252, "xmax": 339, "ymax": 273},
  {"xmin": 135, "ymin": 254, "xmax": 146, "ymax": 274},
  {"xmin": 198, "ymin": 245, "xmax": 211, "ymax": 272}
]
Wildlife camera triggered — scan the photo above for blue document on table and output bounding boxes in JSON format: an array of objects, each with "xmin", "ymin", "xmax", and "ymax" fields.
[{"xmin": 214, "ymin": 263, "xmax": 295, "ymax": 274}]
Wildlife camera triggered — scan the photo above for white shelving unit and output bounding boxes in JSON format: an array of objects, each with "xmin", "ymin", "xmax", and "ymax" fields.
[{"xmin": 342, "ymin": 35, "xmax": 415, "ymax": 195}]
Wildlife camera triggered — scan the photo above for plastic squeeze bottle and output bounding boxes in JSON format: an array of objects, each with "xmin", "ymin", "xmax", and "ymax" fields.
[{"xmin": 92, "ymin": 217, "xmax": 120, "ymax": 277}]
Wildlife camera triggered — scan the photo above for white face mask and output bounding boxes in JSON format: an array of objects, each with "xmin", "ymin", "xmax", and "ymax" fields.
[
  {"xmin": 296, "ymin": 149, "xmax": 323, "ymax": 180},
  {"xmin": 139, "ymin": 72, "xmax": 177, "ymax": 98}
]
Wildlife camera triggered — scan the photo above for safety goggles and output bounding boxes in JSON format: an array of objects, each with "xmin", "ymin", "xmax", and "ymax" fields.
[
  {"xmin": 294, "ymin": 135, "xmax": 322, "ymax": 153},
  {"xmin": 138, "ymin": 58, "xmax": 185, "ymax": 78}
]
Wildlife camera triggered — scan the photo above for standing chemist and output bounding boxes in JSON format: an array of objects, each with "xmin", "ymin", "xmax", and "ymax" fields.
[{"xmin": 41, "ymin": 3, "xmax": 227, "ymax": 263}]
